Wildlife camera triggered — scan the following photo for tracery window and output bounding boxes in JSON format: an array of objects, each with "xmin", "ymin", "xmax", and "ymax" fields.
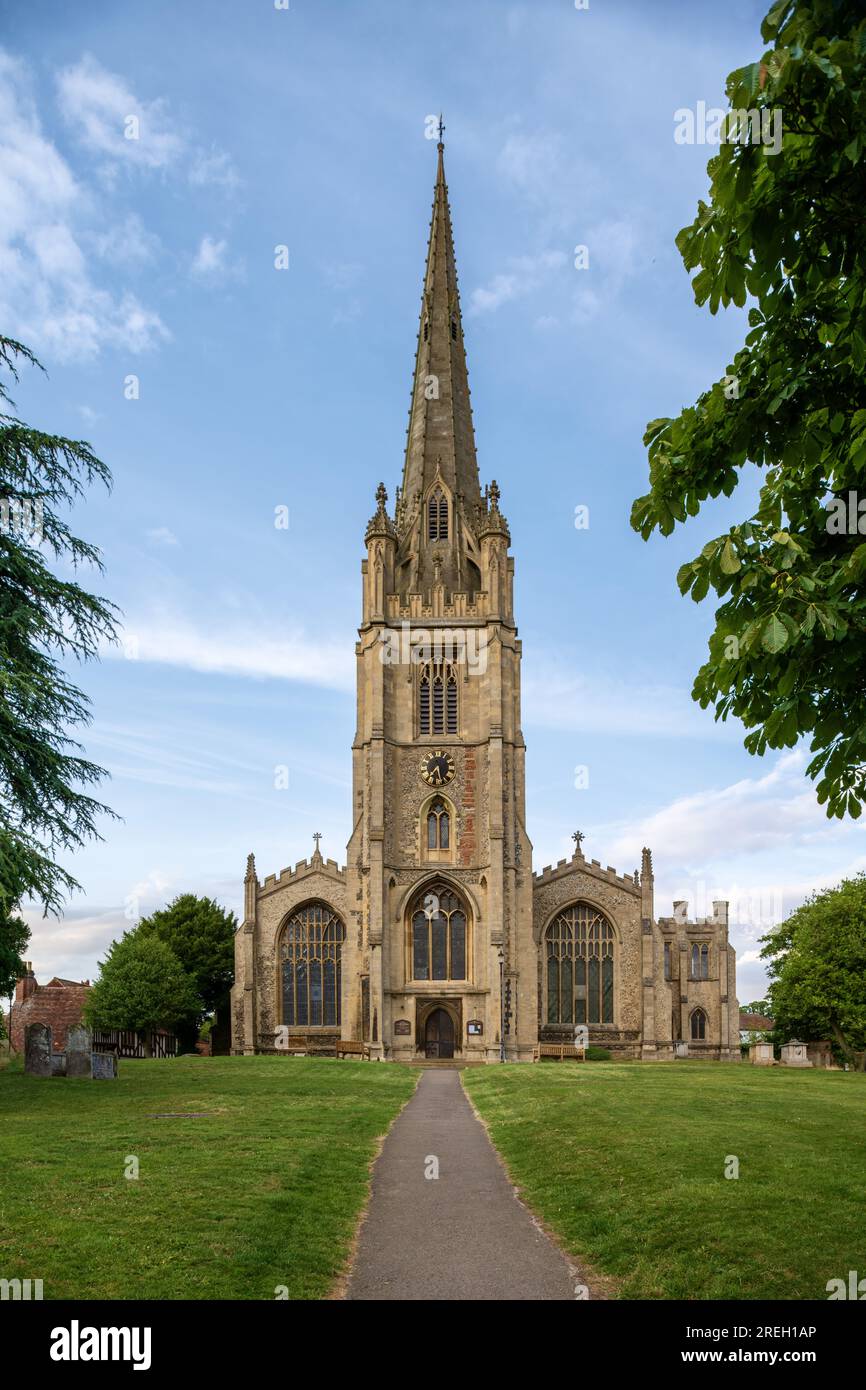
[
  {"xmin": 690, "ymin": 1007, "xmax": 707, "ymax": 1041},
  {"xmin": 690, "ymin": 943, "xmax": 709, "ymax": 980},
  {"xmin": 427, "ymin": 799, "xmax": 450, "ymax": 850},
  {"xmin": 279, "ymin": 902, "xmax": 344, "ymax": 1027},
  {"xmin": 411, "ymin": 882, "xmax": 467, "ymax": 981},
  {"xmin": 427, "ymin": 487, "xmax": 448, "ymax": 540},
  {"xmin": 664, "ymin": 941, "xmax": 672, "ymax": 981},
  {"xmin": 419, "ymin": 661, "xmax": 458, "ymax": 735},
  {"xmin": 546, "ymin": 904, "xmax": 614, "ymax": 1025}
]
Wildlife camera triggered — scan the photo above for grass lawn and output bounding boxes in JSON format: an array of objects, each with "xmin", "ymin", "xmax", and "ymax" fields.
[
  {"xmin": 0, "ymin": 1055, "xmax": 415, "ymax": 1300},
  {"xmin": 463, "ymin": 1062, "xmax": 866, "ymax": 1300}
]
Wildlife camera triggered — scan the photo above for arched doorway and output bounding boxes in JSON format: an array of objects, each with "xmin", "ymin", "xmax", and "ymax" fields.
[{"xmin": 425, "ymin": 1007, "xmax": 454, "ymax": 1059}]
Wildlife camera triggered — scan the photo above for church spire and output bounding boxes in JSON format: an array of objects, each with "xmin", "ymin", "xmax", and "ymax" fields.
[{"xmin": 400, "ymin": 131, "xmax": 481, "ymax": 524}]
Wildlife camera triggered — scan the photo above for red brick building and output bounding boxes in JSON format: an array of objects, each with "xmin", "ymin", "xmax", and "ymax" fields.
[{"xmin": 10, "ymin": 963, "xmax": 91, "ymax": 1053}]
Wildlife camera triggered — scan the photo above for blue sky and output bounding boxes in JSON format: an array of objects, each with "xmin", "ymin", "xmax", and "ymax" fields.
[{"xmin": 2, "ymin": 0, "xmax": 862, "ymax": 1002}]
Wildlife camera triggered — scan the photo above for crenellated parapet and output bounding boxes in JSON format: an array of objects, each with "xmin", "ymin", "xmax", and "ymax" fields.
[
  {"xmin": 258, "ymin": 856, "xmax": 347, "ymax": 898},
  {"xmin": 532, "ymin": 851, "xmax": 641, "ymax": 896}
]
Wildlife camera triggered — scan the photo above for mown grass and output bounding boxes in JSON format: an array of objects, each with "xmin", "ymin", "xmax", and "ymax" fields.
[
  {"xmin": 463, "ymin": 1062, "xmax": 866, "ymax": 1300},
  {"xmin": 0, "ymin": 1055, "xmax": 415, "ymax": 1300}
]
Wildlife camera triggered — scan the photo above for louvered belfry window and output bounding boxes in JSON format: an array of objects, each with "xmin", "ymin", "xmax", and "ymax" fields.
[
  {"xmin": 427, "ymin": 487, "xmax": 448, "ymax": 540},
  {"xmin": 419, "ymin": 662, "xmax": 458, "ymax": 735}
]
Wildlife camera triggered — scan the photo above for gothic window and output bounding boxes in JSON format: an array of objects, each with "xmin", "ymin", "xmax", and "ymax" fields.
[
  {"xmin": 450, "ymin": 314, "xmax": 458, "ymax": 340},
  {"xmin": 411, "ymin": 882, "xmax": 467, "ymax": 981},
  {"xmin": 664, "ymin": 941, "xmax": 672, "ymax": 981},
  {"xmin": 427, "ymin": 799, "xmax": 450, "ymax": 850},
  {"xmin": 279, "ymin": 902, "xmax": 344, "ymax": 1028},
  {"xmin": 546, "ymin": 904, "xmax": 614, "ymax": 1026},
  {"xmin": 690, "ymin": 943, "xmax": 709, "ymax": 980},
  {"xmin": 427, "ymin": 487, "xmax": 448, "ymax": 540},
  {"xmin": 419, "ymin": 661, "xmax": 458, "ymax": 735},
  {"xmin": 690, "ymin": 1007, "xmax": 707, "ymax": 1041},
  {"xmin": 423, "ymin": 319, "xmax": 429, "ymax": 342}
]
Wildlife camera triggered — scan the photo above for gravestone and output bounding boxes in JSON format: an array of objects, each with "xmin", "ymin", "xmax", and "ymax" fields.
[
  {"xmin": 675, "ymin": 1042, "xmax": 689, "ymax": 1059},
  {"xmin": 51, "ymin": 1052, "xmax": 67, "ymax": 1077},
  {"xmin": 24, "ymin": 1022, "xmax": 52, "ymax": 1077},
  {"xmin": 91, "ymin": 1051, "xmax": 118, "ymax": 1080},
  {"xmin": 66, "ymin": 1025, "xmax": 92, "ymax": 1077},
  {"xmin": 749, "ymin": 1041, "xmax": 774, "ymax": 1066}
]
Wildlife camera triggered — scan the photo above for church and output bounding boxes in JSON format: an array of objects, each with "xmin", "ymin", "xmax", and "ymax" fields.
[{"xmin": 231, "ymin": 139, "xmax": 739, "ymax": 1064}]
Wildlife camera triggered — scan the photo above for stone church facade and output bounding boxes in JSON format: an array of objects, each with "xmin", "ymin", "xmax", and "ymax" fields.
[{"xmin": 231, "ymin": 141, "xmax": 739, "ymax": 1064}]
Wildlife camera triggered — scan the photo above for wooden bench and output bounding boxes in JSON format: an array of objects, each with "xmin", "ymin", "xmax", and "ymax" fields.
[
  {"xmin": 335, "ymin": 1040, "xmax": 371, "ymax": 1060},
  {"xmin": 532, "ymin": 1043, "xmax": 586, "ymax": 1062}
]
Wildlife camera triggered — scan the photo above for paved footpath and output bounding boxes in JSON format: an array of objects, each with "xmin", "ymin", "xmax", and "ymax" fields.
[{"xmin": 345, "ymin": 1068, "xmax": 578, "ymax": 1300}]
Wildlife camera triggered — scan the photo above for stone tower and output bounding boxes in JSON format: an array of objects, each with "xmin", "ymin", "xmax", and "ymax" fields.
[{"xmin": 341, "ymin": 137, "xmax": 537, "ymax": 1061}]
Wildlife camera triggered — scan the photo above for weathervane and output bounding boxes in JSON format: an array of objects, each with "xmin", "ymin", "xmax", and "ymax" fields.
[
  {"xmin": 438, "ymin": 112, "xmax": 445, "ymax": 144},
  {"xmin": 313, "ymin": 832, "xmax": 322, "ymax": 853}
]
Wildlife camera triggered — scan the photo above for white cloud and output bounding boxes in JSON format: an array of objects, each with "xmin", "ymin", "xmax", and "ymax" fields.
[
  {"xmin": 523, "ymin": 664, "xmax": 728, "ymax": 740},
  {"xmin": 191, "ymin": 233, "xmax": 228, "ymax": 278},
  {"xmin": 0, "ymin": 50, "xmax": 169, "ymax": 361},
  {"xmin": 189, "ymin": 148, "xmax": 240, "ymax": 191},
  {"xmin": 145, "ymin": 527, "xmax": 178, "ymax": 547},
  {"xmin": 93, "ymin": 211, "xmax": 160, "ymax": 266},
  {"xmin": 109, "ymin": 613, "xmax": 354, "ymax": 690},
  {"xmin": 470, "ymin": 250, "xmax": 567, "ymax": 315},
  {"xmin": 56, "ymin": 53, "xmax": 184, "ymax": 171}
]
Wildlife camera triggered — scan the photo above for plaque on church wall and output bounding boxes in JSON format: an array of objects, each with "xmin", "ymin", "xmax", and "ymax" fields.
[
  {"xmin": 393, "ymin": 1019, "xmax": 411, "ymax": 1036},
  {"xmin": 467, "ymin": 1020, "xmax": 483, "ymax": 1035}
]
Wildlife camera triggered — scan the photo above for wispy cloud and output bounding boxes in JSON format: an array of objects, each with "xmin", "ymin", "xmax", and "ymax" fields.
[
  {"xmin": 110, "ymin": 612, "xmax": 354, "ymax": 690},
  {"xmin": 0, "ymin": 49, "xmax": 169, "ymax": 360}
]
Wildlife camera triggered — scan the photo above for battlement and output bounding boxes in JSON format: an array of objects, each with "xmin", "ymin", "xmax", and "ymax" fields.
[
  {"xmin": 385, "ymin": 590, "xmax": 487, "ymax": 622},
  {"xmin": 532, "ymin": 852, "xmax": 641, "ymax": 896},
  {"xmin": 658, "ymin": 899, "xmax": 729, "ymax": 930},
  {"xmin": 258, "ymin": 856, "xmax": 347, "ymax": 894}
]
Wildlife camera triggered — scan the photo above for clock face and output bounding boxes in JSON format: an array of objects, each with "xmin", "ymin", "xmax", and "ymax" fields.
[{"xmin": 420, "ymin": 750, "xmax": 455, "ymax": 787}]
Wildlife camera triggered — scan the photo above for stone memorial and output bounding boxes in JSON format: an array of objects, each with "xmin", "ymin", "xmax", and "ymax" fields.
[
  {"xmin": 780, "ymin": 1039, "xmax": 812, "ymax": 1068},
  {"xmin": 51, "ymin": 1052, "xmax": 67, "ymax": 1076},
  {"xmin": 749, "ymin": 1041, "xmax": 774, "ymax": 1066},
  {"xmin": 91, "ymin": 1051, "xmax": 118, "ymax": 1080},
  {"xmin": 66, "ymin": 1025, "xmax": 93, "ymax": 1078},
  {"xmin": 24, "ymin": 1022, "xmax": 52, "ymax": 1077},
  {"xmin": 675, "ymin": 1041, "xmax": 689, "ymax": 1059}
]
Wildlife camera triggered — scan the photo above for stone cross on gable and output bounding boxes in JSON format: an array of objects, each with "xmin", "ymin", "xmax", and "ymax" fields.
[{"xmin": 572, "ymin": 830, "xmax": 585, "ymax": 850}]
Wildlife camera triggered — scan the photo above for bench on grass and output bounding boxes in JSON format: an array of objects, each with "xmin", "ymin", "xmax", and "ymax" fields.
[
  {"xmin": 335, "ymin": 1040, "xmax": 371, "ymax": 1060},
  {"xmin": 532, "ymin": 1043, "xmax": 586, "ymax": 1062}
]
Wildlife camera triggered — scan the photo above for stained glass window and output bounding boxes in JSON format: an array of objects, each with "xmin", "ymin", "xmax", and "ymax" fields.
[
  {"xmin": 279, "ymin": 903, "xmax": 344, "ymax": 1028},
  {"xmin": 545, "ymin": 904, "xmax": 615, "ymax": 1025},
  {"xmin": 411, "ymin": 883, "xmax": 468, "ymax": 981},
  {"xmin": 690, "ymin": 1008, "xmax": 707, "ymax": 1041}
]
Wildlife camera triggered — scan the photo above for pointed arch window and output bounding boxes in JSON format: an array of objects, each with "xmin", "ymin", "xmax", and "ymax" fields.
[
  {"xmin": 427, "ymin": 487, "xmax": 449, "ymax": 541},
  {"xmin": 545, "ymin": 904, "xmax": 614, "ymax": 1026},
  {"xmin": 690, "ymin": 943, "xmax": 709, "ymax": 980},
  {"xmin": 411, "ymin": 882, "xmax": 467, "ymax": 981},
  {"xmin": 419, "ymin": 661, "xmax": 458, "ymax": 735},
  {"xmin": 690, "ymin": 1008, "xmax": 707, "ymax": 1041},
  {"xmin": 427, "ymin": 798, "xmax": 450, "ymax": 850},
  {"xmin": 279, "ymin": 902, "xmax": 344, "ymax": 1028}
]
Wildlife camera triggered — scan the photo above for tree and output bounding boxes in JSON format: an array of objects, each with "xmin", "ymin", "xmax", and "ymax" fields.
[
  {"xmin": 136, "ymin": 894, "xmax": 237, "ymax": 1020},
  {"xmin": 0, "ymin": 336, "xmax": 118, "ymax": 918},
  {"xmin": 0, "ymin": 910, "xmax": 29, "ymax": 1003},
  {"xmin": 631, "ymin": 1, "xmax": 866, "ymax": 818},
  {"xmin": 84, "ymin": 932, "xmax": 200, "ymax": 1057},
  {"xmin": 760, "ymin": 874, "xmax": 866, "ymax": 1067}
]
